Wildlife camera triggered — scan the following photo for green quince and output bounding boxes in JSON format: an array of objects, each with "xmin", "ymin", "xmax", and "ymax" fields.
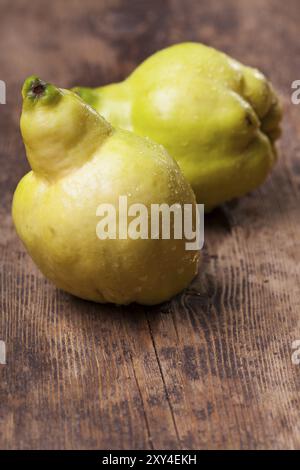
[
  {"xmin": 12, "ymin": 77, "xmax": 199, "ymax": 305},
  {"xmin": 73, "ymin": 42, "xmax": 282, "ymax": 211}
]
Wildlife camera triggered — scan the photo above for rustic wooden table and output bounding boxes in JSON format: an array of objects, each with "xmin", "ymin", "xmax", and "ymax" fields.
[{"xmin": 0, "ymin": 0, "xmax": 300, "ymax": 450}]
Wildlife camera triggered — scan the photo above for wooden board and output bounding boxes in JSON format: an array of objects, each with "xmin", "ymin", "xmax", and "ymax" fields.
[{"xmin": 0, "ymin": 0, "xmax": 300, "ymax": 450}]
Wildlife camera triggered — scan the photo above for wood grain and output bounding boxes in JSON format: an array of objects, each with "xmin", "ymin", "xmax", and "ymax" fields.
[{"xmin": 1, "ymin": 0, "xmax": 300, "ymax": 450}]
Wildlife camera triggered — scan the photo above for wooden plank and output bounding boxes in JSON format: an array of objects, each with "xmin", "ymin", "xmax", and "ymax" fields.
[{"xmin": 0, "ymin": 0, "xmax": 300, "ymax": 450}]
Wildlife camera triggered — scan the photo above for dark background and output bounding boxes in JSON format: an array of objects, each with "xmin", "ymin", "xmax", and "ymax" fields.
[{"xmin": 0, "ymin": 0, "xmax": 300, "ymax": 450}]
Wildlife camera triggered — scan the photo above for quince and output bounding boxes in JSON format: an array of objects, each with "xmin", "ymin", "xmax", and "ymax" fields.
[
  {"xmin": 12, "ymin": 77, "xmax": 199, "ymax": 305},
  {"xmin": 74, "ymin": 42, "xmax": 282, "ymax": 211}
]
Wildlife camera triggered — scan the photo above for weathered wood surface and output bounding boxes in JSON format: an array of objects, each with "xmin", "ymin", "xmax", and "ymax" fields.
[{"xmin": 1, "ymin": 0, "xmax": 300, "ymax": 450}]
